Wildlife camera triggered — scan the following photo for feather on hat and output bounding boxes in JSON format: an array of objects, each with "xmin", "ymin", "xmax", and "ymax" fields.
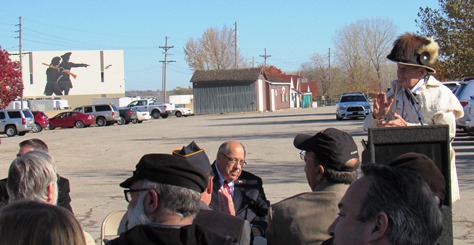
[{"xmin": 387, "ymin": 33, "xmax": 439, "ymax": 73}]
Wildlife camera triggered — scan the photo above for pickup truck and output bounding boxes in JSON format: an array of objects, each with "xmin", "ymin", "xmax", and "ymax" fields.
[{"xmin": 123, "ymin": 99, "xmax": 175, "ymax": 119}]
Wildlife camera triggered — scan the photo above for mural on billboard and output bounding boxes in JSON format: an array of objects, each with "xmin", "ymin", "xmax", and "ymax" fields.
[{"xmin": 43, "ymin": 52, "xmax": 89, "ymax": 96}]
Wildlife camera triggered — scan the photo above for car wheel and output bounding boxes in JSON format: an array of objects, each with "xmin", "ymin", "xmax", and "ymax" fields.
[
  {"xmin": 117, "ymin": 116, "xmax": 125, "ymax": 125},
  {"xmin": 5, "ymin": 126, "xmax": 17, "ymax": 137},
  {"xmin": 48, "ymin": 124, "xmax": 55, "ymax": 130},
  {"xmin": 138, "ymin": 120, "xmax": 143, "ymax": 124},
  {"xmin": 465, "ymin": 127, "xmax": 474, "ymax": 136},
  {"xmin": 96, "ymin": 117, "xmax": 106, "ymax": 127},
  {"xmin": 175, "ymin": 111, "xmax": 182, "ymax": 117},
  {"xmin": 151, "ymin": 110, "xmax": 161, "ymax": 119},
  {"xmin": 336, "ymin": 114, "xmax": 342, "ymax": 120},
  {"xmin": 161, "ymin": 113, "xmax": 169, "ymax": 119},
  {"xmin": 32, "ymin": 123, "xmax": 43, "ymax": 133},
  {"xmin": 75, "ymin": 121, "xmax": 85, "ymax": 128},
  {"xmin": 131, "ymin": 119, "xmax": 138, "ymax": 124}
]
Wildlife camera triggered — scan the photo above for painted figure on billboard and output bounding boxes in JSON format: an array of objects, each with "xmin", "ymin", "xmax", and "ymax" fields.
[
  {"xmin": 43, "ymin": 57, "xmax": 64, "ymax": 96},
  {"xmin": 57, "ymin": 52, "xmax": 89, "ymax": 95}
]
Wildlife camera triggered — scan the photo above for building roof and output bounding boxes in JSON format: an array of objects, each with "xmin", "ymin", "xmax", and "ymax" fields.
[{"xmin": 190, "ymin": 68, "xmax": 264, "ymax": 83}]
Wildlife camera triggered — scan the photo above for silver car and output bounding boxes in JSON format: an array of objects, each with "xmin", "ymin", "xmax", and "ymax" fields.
[
  {"xmin": 0, "ymin": 109, "xmax": 35, "ymax": 137},
  {"xmin": 73, "ymin": 104, "xmax": 121, "ymax": 126},
  {"xmin": 455, "ymin": 80, "xmax": 474, "ymax": 132}
]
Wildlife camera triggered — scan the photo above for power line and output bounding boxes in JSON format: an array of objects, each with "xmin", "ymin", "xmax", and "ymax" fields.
[
  {"xmin": 259, "ymin": 48, "xmax": 271, "ymax": 68},
  {"xmin": 159, "ymin": 36, "xmax": 176, "ymax": 103}
]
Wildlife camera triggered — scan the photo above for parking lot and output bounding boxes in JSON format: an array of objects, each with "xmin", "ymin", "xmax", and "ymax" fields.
[{"xmin": 1, "ymin": 106, "xmax": 473, "ymax": 244}]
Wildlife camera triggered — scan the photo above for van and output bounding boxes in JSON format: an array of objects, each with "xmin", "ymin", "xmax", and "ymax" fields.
[
  {"xmin": 0, "ymin": 109, "xmax": 35, "ymax": 137},
  {"xmin": 73, "ymin": 104, "xmax": 120, "ymax": 126}
]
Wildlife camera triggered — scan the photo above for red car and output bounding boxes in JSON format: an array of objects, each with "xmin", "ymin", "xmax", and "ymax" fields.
[
  {"xmin": 32, "ymin": 111, "xmax": 50, "ymax": 133},
  {"xmin": 49, "ymin": 111, "xmax": 95, "ymax": 129}
]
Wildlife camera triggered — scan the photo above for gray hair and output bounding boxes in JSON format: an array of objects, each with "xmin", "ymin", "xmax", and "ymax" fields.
[
  {"xmin": 141, "ymin": 180, "xmax": 201, "ymax": 219},
  {"xmin": 7, "ymin": 151, "xmax": 58, "ymax": 203},
  {"xmin": 358, "ymin": 163, "xmax": 443, "ymax": 245}
]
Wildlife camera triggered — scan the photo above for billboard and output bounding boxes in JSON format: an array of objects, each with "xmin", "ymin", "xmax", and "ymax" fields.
[{"xmin": 10, "ymin": 50, "xmax": 125, "ymax": 97}]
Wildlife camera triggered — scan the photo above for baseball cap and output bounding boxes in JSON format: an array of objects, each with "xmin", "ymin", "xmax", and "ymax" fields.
[
  {"xmin": 294, "ymin": 128, "xmax": 359, "ymax": 172},
  {"xmin": 120, "ymin": 153, "xmax": 207, "ymax": 193}
]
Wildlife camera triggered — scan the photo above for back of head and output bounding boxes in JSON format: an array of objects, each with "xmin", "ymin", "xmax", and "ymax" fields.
[
  {"xmin": 359, "ymin": 163, "xmax": 443, "ymax": 244},
  {"xmin": 294, "ymin": 128, "xmax": 360, "ymax": 184},
  {"xmin": 19, "ymin": 138, "xmax": 49, "ymax": 152},
  {"xmin": 7, "ymin": 151, "xmax": 58, "ymax": 202},
  {"xmin": 0, "ymin": 200, "xmax": 86, "ymax": 245}
]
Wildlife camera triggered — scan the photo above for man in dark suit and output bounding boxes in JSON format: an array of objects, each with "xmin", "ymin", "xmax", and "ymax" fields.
[
  {"xmin": 173, "ymin": 141, "xmax": 251, "ymax": 245},
  {"xmin": 0, "ymin": 139, "xmax": 73, "ymax": 213},
  {"xmin": 210, "ymin": 140, "xmax": 270, "ymax": 238},
  {"xmin": 266, "ymin": 128, "xmax": 360, "ymax": 245}
]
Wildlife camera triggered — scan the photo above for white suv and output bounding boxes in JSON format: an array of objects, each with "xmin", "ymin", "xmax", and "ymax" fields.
[
  {"xmin": 0, "ymin": 109, "xmax": 35, "ymax": 137},
  {"xmin": 336, "ymin": 93, "xmax": 371, "ymax": 120}
]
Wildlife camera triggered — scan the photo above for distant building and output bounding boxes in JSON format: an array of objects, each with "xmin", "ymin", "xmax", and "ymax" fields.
[
  {"xmin": 190, "ymin": 68, "xmax": 291, "ymax": 115},
  {"xmin": 10, "ymin": 50, "xmax": 125, "ymax": 108}
]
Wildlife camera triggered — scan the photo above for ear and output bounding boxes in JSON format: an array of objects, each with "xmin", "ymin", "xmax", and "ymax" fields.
[
  {"xmin": 144, "ymin": 189, "xmax": 159, "ymax": 215},
  {"xmin": 316, "ymin": 164, "xmax": 325, "ymax": 180},
  {"xmin": 207, "ymin": 177, "xmax": 213, "ymax": 194},
  {"xmin": 368, "ymin": 212, "xmax": 389, "ymax": 242},
  {"xmin": 46, "ymin": 183, "xmax": 56, "ymax": 205}
]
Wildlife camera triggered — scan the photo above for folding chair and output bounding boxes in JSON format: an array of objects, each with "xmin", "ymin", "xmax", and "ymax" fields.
[{"xmin": 100, "ymin": 210, "xmax": 127, "ymax": 245}]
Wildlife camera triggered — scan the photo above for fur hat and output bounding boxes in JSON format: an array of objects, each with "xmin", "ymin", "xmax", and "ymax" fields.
[{"xmin": 387, "ymin": 33, "xmax": 439, "ymax": 74}]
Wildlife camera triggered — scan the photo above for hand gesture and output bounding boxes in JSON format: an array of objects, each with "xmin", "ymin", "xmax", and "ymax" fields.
[
  {"xmin": 376, "ymin": 112, "xmax": 408, "ymax": 127},
  {"xmin": 218, "ymin": 186, "xmax": 235, "ymax": 216},
  {"xmin": 373, "ymin": 92, "xmax": 393, "ymax": 120}
]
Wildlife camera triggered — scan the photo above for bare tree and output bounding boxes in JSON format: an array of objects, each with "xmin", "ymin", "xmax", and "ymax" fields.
[
  {"xmin": 300, "ymin": 53, "xmax": 334, "ymax": 97},
  {"xmin": 333, "ymin": 17, "xmax": 398, "ymax": 93},
  {"xmin": 184, "ymin": 25, "xmax": 247, "ymax": 71}
]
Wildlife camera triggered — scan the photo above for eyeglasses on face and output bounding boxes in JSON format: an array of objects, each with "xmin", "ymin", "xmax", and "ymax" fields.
[
  {"xmin": 123, "ymin": 188, "xmax": 149, "ymax": 202},
  {"xmin": 300, "ymin": 150, "xmax": 314, "ymax": 162},
  {"xmin": 220, "ymin": 152, "xmax": 247, "ymax": 167}
]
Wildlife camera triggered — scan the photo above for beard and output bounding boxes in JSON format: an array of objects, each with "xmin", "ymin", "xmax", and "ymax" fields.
[{"xmin": 126, "ymin": 191, "xmax": 151, "ymax": 230}]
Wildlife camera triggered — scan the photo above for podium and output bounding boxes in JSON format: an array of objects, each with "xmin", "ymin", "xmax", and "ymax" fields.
[{"xmin": 363, "ymin": 125, "xmax": 452, "ymax": 244}]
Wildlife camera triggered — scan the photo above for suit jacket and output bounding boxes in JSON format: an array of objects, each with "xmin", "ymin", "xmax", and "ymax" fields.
[
  {"xmin": 195, "ymin": 202, "xmax": 251, "ymax": 245},
  {"xmin": 266, "ymin": 182, "xmax": 349, "ymax": 245},
  {"xmin": 210, "ymin": 163, "xmax": 270, "ymax": 236},
  {"xmin": 0, "ymin": 175, "xmax": 73, "ymax": 213}
]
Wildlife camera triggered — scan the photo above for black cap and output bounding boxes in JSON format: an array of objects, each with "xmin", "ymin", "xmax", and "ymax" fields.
[
  {"xmin": 294, "ymin": 128, "xmax": 359, "ymax": 172},
  {"xmin": 388, "ymin": 152, "xmax": 446, "ymax": 203},
  {"xmin": 120, "ymin": 154, "xmax": 207, "ymax": 193},
  {"xmin": 172, "ymin": 141, "xmax": 212, "ymax": 174}
]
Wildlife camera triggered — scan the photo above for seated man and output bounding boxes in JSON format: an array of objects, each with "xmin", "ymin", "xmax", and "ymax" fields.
[
  {"xmin": 6, "ymin": 150, "xmax": 94, "ymax": 245},
  {"xmin": 0, "ymin": 138, "xmax": 73, "ymax": 212},
  {"xmin": 110, "ymin": 153, "xmax": 235, "ymax": 245},
  {"xmin": 267, "ymin": 128, "xmax": 359, "ymax": 244},
  {"xmin": 210, "ymin": 141, "xmax": 270, "ymax": 237},
  {"xmin": 173, "ymin": 141, "xmax": 251, "ymax": 245},
  {"xmin": 327, "ymin": 163, "xmax": 443, "ymax": 244}
]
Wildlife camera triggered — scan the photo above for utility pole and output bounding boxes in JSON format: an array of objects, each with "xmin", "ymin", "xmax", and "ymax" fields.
[
  {"xmin": 159, "ymin": 36, "xmax": 175, "ymax": 103},
  {"xmin": 16, "ymin": 16, "xmax": 23, "ymax": 109},
  {"xmin": 328, "ymin": 48, "xmax": 331, "ymax": 84},
  {"xmin": 259, "ymin": 48, "xmax": 271, "ymax": 69},
  {"xmin": 234, "ymin": 21, "xmax": 238, "ymax": 69}
]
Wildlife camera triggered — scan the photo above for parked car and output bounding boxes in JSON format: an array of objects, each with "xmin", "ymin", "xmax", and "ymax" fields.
[
  {"xmin": 48, "ymin": 111, "xmax": 95, "ymax": 129},
  {"xmin": 0, "ymin": 109, "xmax": 35, "ymax": 137},
  {"xmin": 73, "ymin": 104, "xmax": 120, "ymax": 126},
  {"xmin": 174, "ymin": 105, "xmax": 193, "ymax": 117},
  {"xmin": 455, "ymin": 80, "xmax": 474, "ymax": 132},
  {"xmin": 131, "ymin": 108, "xmax": 151, "ymax": 124},
  {"xmin": 463, "ymin": 97, "xmax": 474, "ymax": 136},
  {"xmin": 335, "ymin": 93, "xmax": 371, "ymax": 120},
  {"xmin": 441, "ymin": 81, "xmax": 462, "ymax": 94},
  {"xmin": 32, "ymin": 111, "xmax": 49, "ymax": 133},
  {"xmin": 118, "ymin": 108, "xmax": 134, "ymax": 125}
]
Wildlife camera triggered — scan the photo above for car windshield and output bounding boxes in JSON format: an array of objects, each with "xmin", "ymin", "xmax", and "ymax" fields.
[{"xmin": 340, "ymin": 95, "xmax": 367, "ymax": 103}]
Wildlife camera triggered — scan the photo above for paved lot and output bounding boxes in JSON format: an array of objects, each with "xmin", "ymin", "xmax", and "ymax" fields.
[{"xmin": 1, "ymin": 106, "xmax": 473, "ymax": 244}]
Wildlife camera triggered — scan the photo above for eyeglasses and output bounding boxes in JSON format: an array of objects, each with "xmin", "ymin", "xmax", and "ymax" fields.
[
  {"xmin": 123, "ymin": 188, "xmax": 149, "ymax": 202},
  {"xmin": 300, "ymin": 150, "xmax": 314, "ymax": 162},
  {"xmin": 220, "ymin": 152, "xmax": 247, "ymax": 167}
]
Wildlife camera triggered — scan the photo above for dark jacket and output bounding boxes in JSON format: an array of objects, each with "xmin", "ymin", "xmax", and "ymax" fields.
[
  {"xmin": 108, "ymin": 223, "xmax": 237, "ymax": 245},
  {"xmin": 210, "ymin": 163, "xmax": 270, "ymax": 236}
]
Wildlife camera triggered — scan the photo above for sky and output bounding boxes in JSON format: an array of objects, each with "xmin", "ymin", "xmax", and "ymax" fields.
[{"xmin": 0, "ymin": 1, "xmax": 438, "ymax": 91}]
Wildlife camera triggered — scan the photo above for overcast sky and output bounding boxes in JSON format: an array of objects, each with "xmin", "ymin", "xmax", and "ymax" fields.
[{"xmin": 0, "ymin": 1, "xmax": 438, "ymax": 91}]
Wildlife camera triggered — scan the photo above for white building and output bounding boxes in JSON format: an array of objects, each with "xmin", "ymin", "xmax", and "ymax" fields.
[{"xmin": 10, "ymin": 50, "xmax": 125, "ymax": 108}]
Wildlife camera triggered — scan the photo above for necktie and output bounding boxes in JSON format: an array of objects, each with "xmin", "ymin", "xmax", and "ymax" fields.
[{"xmin": 223, "ymin": 181, "xmax": 232, "ymax": 196}]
